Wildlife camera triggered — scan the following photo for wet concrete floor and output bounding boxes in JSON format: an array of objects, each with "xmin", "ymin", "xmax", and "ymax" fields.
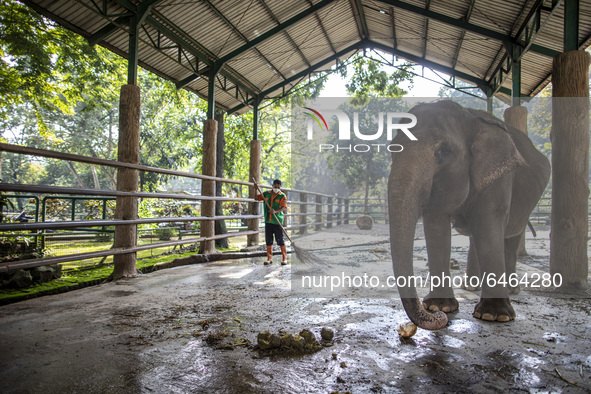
[{"xmin": 0, "ymin": 224, "xmax": 590, "ymax": 393}]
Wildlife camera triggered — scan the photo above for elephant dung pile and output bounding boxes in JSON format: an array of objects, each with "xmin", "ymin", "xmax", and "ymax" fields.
[
  {"xmin": 257, "ymin": 328, "xmax": 334, "ymax": 354},
  {"xmin": 397, "ymin": 322, "xmax": 417, "ymax": 338}
]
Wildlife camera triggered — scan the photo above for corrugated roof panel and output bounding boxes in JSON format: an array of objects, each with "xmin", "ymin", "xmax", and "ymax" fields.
[
  {"xmin": 425, "ymin": 20, "xmax": 464, "ymax": 68},
  {"xmin": 469, "ymin": 0, "xmax": 524, "ymax": 36},
  {"xmin": 157, "ymin": 3, "xmax": 236, "ymax": 60},
  {"xmin": 393, "ymin": 7, "xmax": 425, "ymax": 58},
  {"xmin": 365, "ymin": 3, "xmax": 395, "ymax": 42},
  {"xmin": 430, "ymin": 0, "xmax": 468, "ymax": 20},
  {"xmin": 257, "ymin": 34, "xmax": 309, "ymax": 78},
  {"xmin": 455, "ymin": 31, "xmax": 504, "ymax": 79},
  {"xmin": 320, "ymin": 4, "xmax": 361, "ymax": 52},
  {"xmin": 21, "ymin": 0, "xmax": 591, "ymax": 115},
  {"xmin": 263, "ymin": 0, "xmax": 316, "ymax": 24}
]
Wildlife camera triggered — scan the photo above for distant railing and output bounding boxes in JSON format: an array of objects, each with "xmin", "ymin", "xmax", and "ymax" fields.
[{"xmin": 0, "ymin": 143, "xmax": 350, "ymax": 273}]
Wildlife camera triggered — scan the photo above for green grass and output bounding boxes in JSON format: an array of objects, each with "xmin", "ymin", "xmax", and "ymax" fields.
[{"xmin": 0, "ymin": 236, "xmax": 249, "ymax": 305}]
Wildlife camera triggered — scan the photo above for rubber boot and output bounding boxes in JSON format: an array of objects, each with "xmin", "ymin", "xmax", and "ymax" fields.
[
  {"xmin": 264, "ymin": 245, "xmax": 273, "ymax": 265},
  {"xmin": 280, "ymin": 245, "xmax": 288, "ymax": 265}
]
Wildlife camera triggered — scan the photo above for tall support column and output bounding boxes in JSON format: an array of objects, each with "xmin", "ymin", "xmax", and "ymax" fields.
[
  {"xmin": 200, "ymin": 118, "xmax": 218, "ymax": 254},
  {"xmin": 247, "ymin": 140, "xmax": 262, "ymax": 246},
  {"xmin": 504, "ymin": 105, "xmax": 529, "ymax": 256},
  {"xmin": 200, "ymin": 71, "xmax": 218, "ymax": 254},
  {"xmin": 112, "ymin": 85, "xmax": 141, "ymax": 279},
  {"xmin": 247, "ymin": 99, "xmax": 262, "ymax": 246},
  {"xmin": 511, "ymin": 57, "xmax": 522, "ymax": 107},
  {"xmin": 550, "ymin": 50, "xmax": 590, "ymax": 289}
]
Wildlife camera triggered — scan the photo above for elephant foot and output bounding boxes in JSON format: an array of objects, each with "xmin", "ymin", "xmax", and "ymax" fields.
[
  {"xmin": 422, "ymin": 295, "xmax": 459, "ymax": 313},
  {"xmin": 473, "ymin": 298, "xmax": 515, "ymax": 322}
]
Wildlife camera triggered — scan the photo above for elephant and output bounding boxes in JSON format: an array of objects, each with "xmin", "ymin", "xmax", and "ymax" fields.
[{"xmin": 388, "ymin": 100, "xmax": 550, "ymax": 330}]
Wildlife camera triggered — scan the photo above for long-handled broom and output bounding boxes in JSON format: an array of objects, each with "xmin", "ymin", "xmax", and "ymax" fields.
[{"xmin": 252, "ymin": 179, "xmax": 325, "ymax": 266}]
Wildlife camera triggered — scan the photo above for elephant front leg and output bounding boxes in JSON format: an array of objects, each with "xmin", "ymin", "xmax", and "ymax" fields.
[
  {"xmin": 470, "ymin": 215, "xmax": 515, "ymax": 322},
  {"xmin": 505, "ymin": 234, "xmax": 522, "ymax": 295},
  {"xmin": 462, "ymin": 239, "xmax": 481, "ymax": 291},
  {"xmin": 422, "ymin": 213, "xmax": 459, "ymax": 313}
]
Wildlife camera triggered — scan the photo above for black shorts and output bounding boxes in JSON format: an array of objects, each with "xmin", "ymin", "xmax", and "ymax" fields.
[{"xmin": 265, "ymin": 223, "xmax": 284, "ymax": 246}]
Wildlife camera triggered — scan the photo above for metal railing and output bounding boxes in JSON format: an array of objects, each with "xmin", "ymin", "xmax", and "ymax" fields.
[{"xmin": 0, "ymin": 143, "xmax": 352, "ymax": 273}]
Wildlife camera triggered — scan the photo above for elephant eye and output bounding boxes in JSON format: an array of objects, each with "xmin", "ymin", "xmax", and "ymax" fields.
[{"xmin": 435, "ymin": 144, "xmax": 452, "ymax": 163}]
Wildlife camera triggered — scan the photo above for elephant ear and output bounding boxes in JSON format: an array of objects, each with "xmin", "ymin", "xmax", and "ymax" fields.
[{"xmin": 470, "ymin": 117, "xmax": 526, "ymax": 191}]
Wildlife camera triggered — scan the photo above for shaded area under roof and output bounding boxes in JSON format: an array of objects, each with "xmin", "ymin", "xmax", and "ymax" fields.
[{"xmin": 23, "ymin": 0, "xmax": 591, "ymax": 114}]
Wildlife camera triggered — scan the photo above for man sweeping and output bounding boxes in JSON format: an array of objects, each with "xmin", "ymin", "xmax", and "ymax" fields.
[{"xmin": 256, "ymin": 179, "xmax": 288, "ymax": 265}]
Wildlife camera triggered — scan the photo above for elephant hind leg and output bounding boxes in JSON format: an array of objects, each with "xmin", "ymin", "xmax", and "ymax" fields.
[{"xmin": 505, "ymin": 233, "xmax": 523, "ymax": 295}]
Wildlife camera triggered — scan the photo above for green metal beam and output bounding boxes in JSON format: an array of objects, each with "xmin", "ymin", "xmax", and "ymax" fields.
[
  {"xmin": 88, "ymin": 15, "xmax": 131, "ymax": 46},
  {"xmin": 375, "ymin": 0, "xmax": 560, "ymax": 58},
  {"xmin": 127, "ymin": 17, "xmax": 139, "ymax": 85},
  {"xmin": 451, "ymin": 0, "xmax": 475, "ymax": 69},
  {"xmin": 421, "ymin": 0, "xmax": 431, "ymax": 58},
  {"xmin": 219, "ymin": 0, "xmax": 337, "ymax": 65},
  {"xmin": 252, "ymin": 97, "xmax": 261, "ymax": 140},
  {"xmin": 564, "ymin": 0, "xmax": 579, "ymax": 51},
  {"xmin": 512, "ymin": 57, "xmax": 522, "ymax": 107},
  {"xmin": 350, "ymin": 0, "xmax": 370, "ymax": 40}
]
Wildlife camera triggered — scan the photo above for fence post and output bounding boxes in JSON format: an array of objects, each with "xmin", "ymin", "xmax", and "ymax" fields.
[
  {"xmin": 345, "ymin": 198, "xmax": 350, "ymax": 224},
  {"xmin": 315, "ymin": 195, "xmax": 322, "ymax": 231},
  {"xmin": 299, "ymin": 192, "xmax": 307, "ymax": 235},
  {"xmin": 327, "ymin": 196, "xmax": 333, "ymax": 228}
]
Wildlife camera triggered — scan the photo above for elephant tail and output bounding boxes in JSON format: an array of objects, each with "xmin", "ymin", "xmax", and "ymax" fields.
[{"xmin": 527, "ymin": 221, "xmax": 536, "ymax": 237}]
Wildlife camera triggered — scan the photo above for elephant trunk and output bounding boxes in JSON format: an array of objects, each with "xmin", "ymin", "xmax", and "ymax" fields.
[{"xmin": 388, "ymin": 164, "xmax": 448, "ymax": 331}]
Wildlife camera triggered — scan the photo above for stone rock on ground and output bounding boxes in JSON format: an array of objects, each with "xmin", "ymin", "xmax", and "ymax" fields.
[
  {"xmin": 7, "ymin": 270, "xmax": 32, "ymax": 289},
  {"xmin": 31, "ymin": 266, "xmax": 54, "ymax": 283},
  {"xmin": 356, "ymin": 215, "xmax": 373, "ymax": 230}
]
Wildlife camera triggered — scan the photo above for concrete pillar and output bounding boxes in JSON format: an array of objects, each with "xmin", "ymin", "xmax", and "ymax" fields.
[
  {"xmin": 504, "ymin": 105, "xmax": 529, "ymax": 256},
  {"xmin": 199, "ymin": 119, "xmax": 218, "ymax": 254},
  {"xmin": 112, "ymin": 85, "xmax": 141, "ymax": 279},
  {"xmin": 299, "ymin": 192, "xmax": 307, "ymax": 235},
  {"xmin": 550, "ymin": 50, "xmax": 590, "ymax": 289},
  {"xmin": 247, "ymin": 140, "xmax": 261, "ymax": 246}
]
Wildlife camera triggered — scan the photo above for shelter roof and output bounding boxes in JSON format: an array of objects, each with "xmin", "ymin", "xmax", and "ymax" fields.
[{"xmin": 24, "ymin": 0, "xmax": 591, "ymax": 113}]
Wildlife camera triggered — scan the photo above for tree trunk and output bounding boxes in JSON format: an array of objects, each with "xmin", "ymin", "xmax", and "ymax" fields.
[
  {"xmin": 214, "ymin": 111, "xmax": 228, "ymax": 249},
  {"xmin": 66, "ymin": 161, "xmax": 85, "ymax": 188},
  {"xmin": 550, "ymin": 50, "xmax": 591, "ymax": 289},
  {"xmin": 91, "ymin": 165, "xmax": 100, "ymax": 189}
]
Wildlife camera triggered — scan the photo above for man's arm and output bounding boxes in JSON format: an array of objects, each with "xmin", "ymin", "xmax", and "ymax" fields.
[{"xmin": 271, "ymin": 195, "xmax": 288, "ymax": 214}]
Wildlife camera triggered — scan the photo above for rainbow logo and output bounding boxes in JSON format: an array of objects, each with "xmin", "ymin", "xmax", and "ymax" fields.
[{"xmin": 303, "ymin": 107, "xmax": 328, "ymax": 131}]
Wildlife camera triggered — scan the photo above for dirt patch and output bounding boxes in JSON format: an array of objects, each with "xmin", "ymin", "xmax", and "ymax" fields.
[{"xmin": 0, "ymin": 224, "xmax": 589, "ymax": 393}]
